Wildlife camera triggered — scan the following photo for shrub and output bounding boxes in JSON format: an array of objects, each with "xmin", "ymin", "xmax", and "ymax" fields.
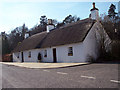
[
  {"xmin": 86, "ymin": 55, "xmax": 95, "ymax": 63},
  {"xmin": 111, "ymin": 40, "xmax": 120, "ymax": 59}
]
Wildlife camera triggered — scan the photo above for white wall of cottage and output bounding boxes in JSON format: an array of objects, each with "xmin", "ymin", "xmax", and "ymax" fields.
[
  {"xmin": 13, "ymin": 22, "xmax": 111, "ymax": 63},
  {"xmin": 23, "ymin": 49, "xmax": 39, "ymax": 62},
  {"xmin": 13, "ymin": 43, "xmax": 85, "ymax": 63},
  {"xmin": 13, "ymin": 52, "xmax": 22, "ymax": 62},
  {"xmin": 83, "ymin": 22, "xmax": 100, "ymax": 61}
]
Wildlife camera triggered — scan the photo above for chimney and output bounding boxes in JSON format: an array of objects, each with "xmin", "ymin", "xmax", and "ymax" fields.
[
  {"xmin": 90, "ymin": 2, "xmax": 99, "ymax": 20},
  {"xmin": 48, "ymin": 19, "xmax": 52, "ymax": 25},
  {"xmin": 24, "ymin": 32, "xmax": 29, "ymax": 39},
  {"xmin": 46, "ymin": 19, "xmax": 55, "ymax": 32}
]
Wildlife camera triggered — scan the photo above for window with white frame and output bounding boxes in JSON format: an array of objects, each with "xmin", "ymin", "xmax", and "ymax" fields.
[
  {"xmin": 28, "ymin": 51, "xmax": 31, "ymax": 58},
  {"xmin": 44, "ymin": 50, "xmax": 47, "ymax": 57},
  {"xmin": 68, "ymin": 47, "xmax": 73, "ymax": 56}
]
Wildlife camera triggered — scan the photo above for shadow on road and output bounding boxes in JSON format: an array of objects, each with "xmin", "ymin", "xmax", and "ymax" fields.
[{"xmin": 93, "ymin": 59, "xmax": 120, "ymax": 64}]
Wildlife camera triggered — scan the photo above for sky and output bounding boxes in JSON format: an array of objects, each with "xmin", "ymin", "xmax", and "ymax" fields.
[{"xmin": 0, "ymin": 0, "xmax": 119, "ymax": 34}]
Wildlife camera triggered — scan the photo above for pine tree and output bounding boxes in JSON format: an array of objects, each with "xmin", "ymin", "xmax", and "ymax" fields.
[{"xmin": 108, "ymin": 4, "xmax": 117, "ymax": 20}]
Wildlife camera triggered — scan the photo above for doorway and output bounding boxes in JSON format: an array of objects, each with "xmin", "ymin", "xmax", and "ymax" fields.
[
  {"xmin": 53, "ymin": 48, "xmax": 57, "ymax": 63},
  {"xmin": 21, "ymin": 52, "xmax": 24, "ymax": 62}
]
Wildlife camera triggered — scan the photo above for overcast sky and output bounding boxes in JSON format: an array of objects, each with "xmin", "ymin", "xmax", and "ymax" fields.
[{"xmin": 0, "ymin": 0, "xmax": 119, "ymax": 34}]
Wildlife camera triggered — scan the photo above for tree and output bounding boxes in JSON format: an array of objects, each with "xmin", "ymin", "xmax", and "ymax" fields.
[
  {"xmin": 108, "ymin": 4, "xmax": 117, "ymax": 21},
  {"xmin": 56, "ymin": 15, "xmax": 80, "ymax": 28},
  {"xmin": 99, "ymin": 4, "xmax": 120, "ymax": 60},
  {"xmin": 1, "ymin": 32, "xmax": 10, "ymax": 55},
  {"xmin": 56, "ymin": 22, "xmax": 65, "ymax": 28},
  {"xmin": 63, "ymin": 15, "xmax": 72, "ymax": 24},
  {"xmin": 63, "ymin": 15, "xmax": 80, "ymax": 25},
  {"xmin": 52, "ymin": 19, "xmax": 58, "ymax": 26},
  {"xmin": 21, "ymin": 23, "xmax": 28, "ymax": 40},
  {"xmin": 8, "ymin": 24, "xmax": 28, "ymax": 52},
  {"xmin": 107, "ymin": 4, "xmax": 120, "ymax": 39},
  {"xmin": 40, "ymin": 15, "xmax": 47, "ymax": 26}
]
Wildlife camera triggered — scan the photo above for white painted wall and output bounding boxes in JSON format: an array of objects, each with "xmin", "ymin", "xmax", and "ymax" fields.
[
  {"xmin": 24, "ymin": 33, "xmax": 29, "ymax": 39},
  {"xmin": 23, "ymin": 49, "xmax": 39, "ymax": 62},
  {"xmin": 47, "ymin": 25, "xmax": 54, "ymax": 32},
  {"xmin": 13, "ymin": 52, "xmax": 22, "ymax": 62},
  {"xmin": 83, "ymin": 21, "xmax": 112, "ymax": 61},
  {"xmin": 55, "ymin": 43, "xmax": 85, "ymax": 62},
  {"xmin": 40, "ymin": 48, "xmax": 53, "ymax": 62},
  {"xmin": 13, "ymin": 43, "xmax": 85, "ymax": 63},
  {"xmin": 40, "ymin": 43, "xmax": 85, "ymax": 63},
  {"xmin": 91, "ymin": 10, "xmax": 99, "ymax": 20},
  {"xmin": 83, "ymin": 22, "xmax": 100, "ymax": 61}
]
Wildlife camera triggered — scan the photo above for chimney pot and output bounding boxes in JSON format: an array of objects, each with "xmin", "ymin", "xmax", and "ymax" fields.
[
  {"xmin": 48, "ymin": 19, "xmax": 52, "ymax": 25},
  {"xmin": 93, "ymin": 2, "xmax": 95, "ymax": 8}
]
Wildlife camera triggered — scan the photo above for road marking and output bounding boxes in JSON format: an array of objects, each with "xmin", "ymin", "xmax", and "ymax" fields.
[
  {"xmin": 43, "ymin": 70, "xmax": 50, "ymax": 72},
  {"xmin": 81, "ymin": 75, "xmax": 96, "ymax": 79},
  {"xmin": 57, "ymin": 72, "xmax": 68, "ymax": 75},
  {"xmin": 110, "ymin": 80, "xmax": 120, "ymax": 83}
]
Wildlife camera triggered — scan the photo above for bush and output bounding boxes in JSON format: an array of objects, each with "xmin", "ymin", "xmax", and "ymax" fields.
[
  {"xmin": 111, "ymin": 40, "xmax": 120, "ymax": 59},
  {"xmin": 86, "ymin": 55, "xmax": 95, "ymax": 63}
]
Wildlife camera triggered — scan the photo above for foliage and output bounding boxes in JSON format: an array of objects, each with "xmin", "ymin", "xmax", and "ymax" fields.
[
  {"xmin": 1, "ymin": 15, "xmax": 59, "ymax": 54},
  {"xmin": 7, "ymin": 24, "xmax": 28, "ymax": 52},
  {"xmin": 111, "ymin": 40, "xmax": 120, "ymax": 59},
  {"xmin": 52, "ymin": 19, "xmax": 58, "ymax": 26},
  {"xmin": 100, "ymin": 8, "xmax": 120, "ymax": 40},
  {"xmin": 56, "ymin": 22, "xmax": 65, "ymax": 28},
  {"xmin": 56, "ymin": 15, "xmax": 80, "ymax": 28},
  {"xmin": 98, "ymin": 3, "xmax": 120, "ymax": 61},
  {"xmin": 86, "ymin": 54, "xmax": 95, "ymax": 63},
  {"xmin": 31, "ymin": 15, "xmax": 79, "ymax": 34},
  {"xmin": 1, "ymin": 32, "xmax": 10, "ymax": 55},
  {"xmin": 63, "ymin": 15, "xmax": 80, "ymax": 25},
  {"xmin": 108, "ymin": 4, "xmax": 117, "ymax": 21},
  {"xmin": 98, "ymin": 40, "xmax": 120, "ymax": 61},
  {"xmin": 40, "ymin": 15, "xmax": 47, "ymax": 26}
]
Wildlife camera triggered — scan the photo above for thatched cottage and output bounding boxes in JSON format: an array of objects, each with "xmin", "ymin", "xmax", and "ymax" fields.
[{"xmin": 12, "ymin": 3, "xmax": 111, "ymax": 63}]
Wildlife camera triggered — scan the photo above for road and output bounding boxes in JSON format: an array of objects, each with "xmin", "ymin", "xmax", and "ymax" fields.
[{"xmin": 2, "ymin": 63, "xmax": 119, "ymax": 88}]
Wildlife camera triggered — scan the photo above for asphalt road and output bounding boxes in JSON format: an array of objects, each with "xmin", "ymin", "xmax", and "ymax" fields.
[{"xmin": 2, "ymin": 63, "xmax": 120, "ymax": 88}]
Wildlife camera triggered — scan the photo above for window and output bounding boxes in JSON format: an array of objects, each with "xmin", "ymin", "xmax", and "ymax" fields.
[
  {"xmin": 28, "ymin": 51, "xmax": 31, "ymax": 58},
  {"xmin": 44, "ymin": 50, "xmax": 47, "ymax": 57},
  {"xmin": 68, "ymin": 47, "xmax": 73, "ymax": 56}
]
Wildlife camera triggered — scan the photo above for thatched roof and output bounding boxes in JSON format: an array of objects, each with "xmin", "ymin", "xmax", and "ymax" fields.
[
  {"xmin": 12, "ymin": 32, "xmax": 47, "ymax": 52},
  {"xmin": 12, "ymin": 18, "xmax": 96, "ymax": 53}
]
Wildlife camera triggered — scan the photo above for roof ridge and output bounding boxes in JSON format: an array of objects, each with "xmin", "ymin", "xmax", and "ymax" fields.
[
  {"xmin": 30, "ymin": 31, "xmax": 47, "ymax": 38},
  {"xmin": 82, "ymin": 21, "xmax": 96, "ymax": 41}
]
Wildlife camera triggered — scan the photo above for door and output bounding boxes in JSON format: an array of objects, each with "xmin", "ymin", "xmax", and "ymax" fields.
[
  {"xmin": 53, "ymin": 48, "xmax": 57, "ymax": 63},
  {"xmin": 21, "ymin": 52, "xmax": 24, "ymax": 62}
]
